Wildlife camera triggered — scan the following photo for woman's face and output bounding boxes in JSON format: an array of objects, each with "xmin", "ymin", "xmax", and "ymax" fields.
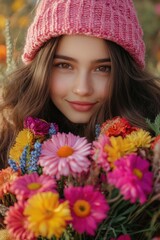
[{"xmin": 50, "ymin": 35, "xmax": 111, "ymax": 123}]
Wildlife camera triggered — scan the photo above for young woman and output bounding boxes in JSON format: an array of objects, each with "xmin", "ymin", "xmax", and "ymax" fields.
[{"xmin": 0, "ymin": 0, "xmax": 160, "ymax": 169}]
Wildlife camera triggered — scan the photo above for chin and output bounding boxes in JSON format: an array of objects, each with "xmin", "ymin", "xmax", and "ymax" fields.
[{"xmin": 67, "ymin": 117, "xmax": 90, "ymax": 124}]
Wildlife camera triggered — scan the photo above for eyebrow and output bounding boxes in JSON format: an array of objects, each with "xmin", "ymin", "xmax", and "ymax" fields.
[{"xmin": 54, "ymin": 54, "xmax": 111, "ymax": 63}]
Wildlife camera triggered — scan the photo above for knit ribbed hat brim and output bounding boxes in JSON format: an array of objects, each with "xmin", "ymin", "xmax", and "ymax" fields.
[{"xmin": 22, "ymin": 0, "xmax": 145, "ymax": 68}]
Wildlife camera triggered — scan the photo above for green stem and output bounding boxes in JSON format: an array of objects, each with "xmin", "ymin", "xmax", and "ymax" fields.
[{"xmin": 108, "ymin": 193, "xmax": 121, "ymax": 204}]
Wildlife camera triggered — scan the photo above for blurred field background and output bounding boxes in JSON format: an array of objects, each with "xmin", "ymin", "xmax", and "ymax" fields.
[{"xmin": 0, "ymin": 0, "xmax": 160, "ymax": 83}]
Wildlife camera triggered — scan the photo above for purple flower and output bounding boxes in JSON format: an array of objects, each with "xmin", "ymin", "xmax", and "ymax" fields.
[
  {"xmin": 24, "ymin": 117, "xmax": 51, "ymax": 136},
  {"xmin": 108, "ymin": 154, "xmax": 153, "ymax": 204}
]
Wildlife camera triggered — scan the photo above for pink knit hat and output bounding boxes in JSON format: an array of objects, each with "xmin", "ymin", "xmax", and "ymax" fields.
[{"xmin": 22, "ymin": 0, "xmax": 145, "ymax": 68}]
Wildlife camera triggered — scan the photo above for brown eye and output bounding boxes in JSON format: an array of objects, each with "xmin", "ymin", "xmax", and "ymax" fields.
[
  {"xmin": 96, "ymin": 65, "xmax": 111, "ymax": 73},
  {"xmin": 56, "ymin": 63, "xmax": 72, "ymax": 69}
]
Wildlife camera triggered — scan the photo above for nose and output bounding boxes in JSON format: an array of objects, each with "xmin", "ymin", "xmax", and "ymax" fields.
[{"xmin": 72, "ymin": 71, "xmax": 93, "ymax": 96}]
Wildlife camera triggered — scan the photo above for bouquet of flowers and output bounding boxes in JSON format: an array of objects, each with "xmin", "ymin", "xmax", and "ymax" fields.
[{"xmin": 0, "ymin": 115, "xmax": 160, "ymax": 240}]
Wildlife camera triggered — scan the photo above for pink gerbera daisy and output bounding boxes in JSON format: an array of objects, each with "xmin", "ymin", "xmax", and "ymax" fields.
[
  {"xmin": 108, "ymin": 154, "xmax": 153, "ymax": 204},
  {"xmin": 64, "ymin": 185, "xmax": 109, "ymax": 235},
  {"xmin": 92, "ymin": 134, "xmax": 110, "ymax": 172},
  {"xmin": 10, "ymin": 172, "xmax": 57, "ymax": 200},
  {"xmin": 5, "ymin": 201, "xmax": 35, "ymax": 240},
  {"xmin": 38, "ymin": 133, "xmax": 91, "ymax": 179}
]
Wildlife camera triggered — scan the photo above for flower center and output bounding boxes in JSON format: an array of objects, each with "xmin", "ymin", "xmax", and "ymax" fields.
[
  {"xmin": 27, "ymin": 182, "xmax": 42, "ymax": 190},
  {"xmin": 57, "ymin": 146, "xmax": 74, "ymax": 157},
  {"xmin": 73, "ymin": 200, "xmax": 91, "ymax": 217},
  {"xmin": 45, "ymin": 209, "xmax": 54, "ymax": 219},
  {"xmin": 133, "ymin": 168, "xmax": 143, "ymax": 179}
]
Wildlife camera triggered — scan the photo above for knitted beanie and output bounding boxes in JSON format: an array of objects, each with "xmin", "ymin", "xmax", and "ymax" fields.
[{"xmin": 22, "ymin": 0, "xmax": 145, "ymax": 68}]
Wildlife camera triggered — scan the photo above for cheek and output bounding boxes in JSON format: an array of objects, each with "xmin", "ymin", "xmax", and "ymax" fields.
[
  {"xmin": 51, "ymin": 81, "xmax": 67, "ymax": 95},
  {"xmin": 94, "ymin": 79, "xmax": 109, "ymax": 99},
  {"xmin": 50, "ymin": 74, "xmax": 69, "ymax": 96}
]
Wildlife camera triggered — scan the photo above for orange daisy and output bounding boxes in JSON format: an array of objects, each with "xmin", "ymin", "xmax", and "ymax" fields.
[{"xmin": 0, "ymin": 167, "xmax": 20, "ymax": 198}]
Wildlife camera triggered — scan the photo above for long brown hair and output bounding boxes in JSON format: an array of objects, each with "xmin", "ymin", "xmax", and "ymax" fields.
[
  {"xmin": 86, "ymin": 41, "xmax": 160, "ymax": 140},
  {"xmin": 0, "ymin": 37, "xmax": 60, "ymax": 168},
  {"xmin": 0, "ymin": 37, "xmax": 160, "ymax": 168}
]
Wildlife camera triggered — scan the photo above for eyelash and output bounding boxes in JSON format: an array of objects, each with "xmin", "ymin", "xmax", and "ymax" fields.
[
  {"xmin": 54, "ymin": 62, "xmax": 111, "ymax": 73},
  {"xmin": 54, "ymin": 63, "xmax": 72, "ymax": 69},
  {"xmin": 95, "ymin": 65, "xmax": 111, "ymax": 73}
]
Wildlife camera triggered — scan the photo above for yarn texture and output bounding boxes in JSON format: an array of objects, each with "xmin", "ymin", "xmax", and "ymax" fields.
[{"xmin": 22, "ymin": 0, "xmax": 145, "ymax": 68}]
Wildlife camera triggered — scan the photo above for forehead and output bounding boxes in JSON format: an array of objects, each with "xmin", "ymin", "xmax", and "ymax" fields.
[{"xmin": 55, "ymin": 35, "xmax": 110, "ymax": 60}]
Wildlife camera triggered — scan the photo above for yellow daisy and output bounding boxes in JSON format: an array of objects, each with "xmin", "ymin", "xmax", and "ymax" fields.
[
  {"xmin": 126, "ymin": 129, "xmax": 152, "ymax": 149},
  {"xmin": 104, "ymin": 136, "xmax": 136, "ymax": 165},
  {"xmin": 24, "ymin": 192, "xmax": 72, "ymax": 239},
  {"xmin": 9, "ymin": 129, "xmax": 34, "ymax": 162},
  {"xmin": 9, "ymin": 144, "xmax": 25, "ymax": 162},
  {"xmin": 15, "ymin": 129, "xmax": 34, "ymax": 145}
]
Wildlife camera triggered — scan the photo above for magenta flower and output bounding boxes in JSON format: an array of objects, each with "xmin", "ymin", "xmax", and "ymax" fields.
[
  {"xmin": 111, "ymin": 234, "xmax": 131, "ymax": 240},
  {"xmin": 10, "ymin": 172, "xmax": 57, "ymax": 200},
  {"xmin": 24, "ymin": 116, "xmax": 51, "ymax": 136},
  {"xmin": 92, "ymin": 134, "xmax": 110, "ymax": 171},
  {"xmin": 64, "ymin": 185, "xmax": 109, "ymax": 235},
  {"xmin": 108, "ymin": 154, "xmax": 153, "ymax": 204},
  {"xmin": 5, "ymin": 201, "xmax": 36, "ymax": 240},
  {"xmin": 38, "ymin": 133, "xmax": 91, "ymax": 179}
]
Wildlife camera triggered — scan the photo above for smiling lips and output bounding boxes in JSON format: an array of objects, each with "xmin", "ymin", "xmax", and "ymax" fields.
[{"xmin": 67, "ymin": 100, "xmax": 97, "ymax": 112}]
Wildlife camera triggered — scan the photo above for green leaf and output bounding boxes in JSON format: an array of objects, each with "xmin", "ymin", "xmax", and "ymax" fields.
[{"xmin": 146, "ymin": 113, "xmax": 160, "ymax": 136}]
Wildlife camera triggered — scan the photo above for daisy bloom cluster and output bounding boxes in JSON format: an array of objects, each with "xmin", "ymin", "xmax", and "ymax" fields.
[
  {"xmin": 8, "ymin": 116, "xmax": 58, "ymax": 173},
  {"xmin": 4, "ymin": 169, "xmax": 109, "ymax": 239},
  {"xmin": 1, "ymin": 115, "xmax": 160, "ymax": 239},
  {"xmin": 92, "ymin": 117, "xmax": 153, "ymax": 204},
  {"xmin": 4, "ymin": 116, "xmax": 106, "ymax": 240},
  {"xmin": 5, "ymin": 172, "xmax": 71, "ymax": 239}
]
